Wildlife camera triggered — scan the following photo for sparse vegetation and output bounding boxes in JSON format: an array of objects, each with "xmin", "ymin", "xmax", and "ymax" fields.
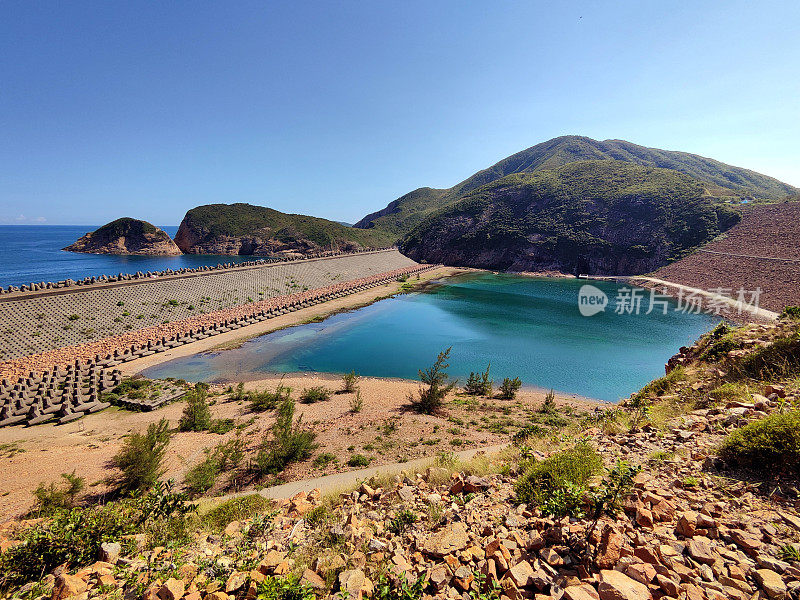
[
  {"xmin": 342, "ymin": 370, "xmax": 360, "ymax": 393},
  {"xmin": 299, "ymin": 386, "xmax": 332, "ymax": 403},
  {"xmin": 31, "ymin": 471, "xmax": 85, "ymax": 516},
  {"xmin": 179, "ymin": 384, "xmax": 212, "ymax": 431},
  {"xmin": 408, "ymin": 347, "xmax": 456, "ymax": 414},
  {"xmin": 498, "ymin": 376, "xmax": 522, "ymax": 400},
  {"xmin": 249, "ymin": 383, "xmax": 292, "ymax": 412},
  {"xmin": 255, "ymin": 399, "xmax": 317, "ymax": 475},
  {"xmin": 719, "ymin": 410, "xmax": 800, "ymax": 473},
  {"xmin": 465, "ymin": 364, "xmax": 492, "ymax": 396},
  {"xmin": 515, "ymin": 442, "xmax": 602, "ymax": 512},
  {"xmin": 110, "ymin": 418, "xmax": 172, "ymax": 494}
]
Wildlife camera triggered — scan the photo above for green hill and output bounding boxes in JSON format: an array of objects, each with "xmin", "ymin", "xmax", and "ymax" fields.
[
  {"xmin": 356, "ymin": 135, "xmax": 796, "ymax": 237},
  {"xmin": 398, "ymin": 160, "xmax": 742, "ymax": 275},
  {"xmin": 174, "ymin": 203, "xmax": 393, "ymax": 255}
]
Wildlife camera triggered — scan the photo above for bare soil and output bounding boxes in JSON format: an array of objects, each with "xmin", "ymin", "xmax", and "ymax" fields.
[{"xmin": 0, "ymin": 373, "xmax": 602, "ymax": 520}]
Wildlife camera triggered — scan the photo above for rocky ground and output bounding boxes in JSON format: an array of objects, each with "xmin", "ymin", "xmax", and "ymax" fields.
[{"xmin": 1, "ymin": 320, "xmax": 800, "ymax": 600}]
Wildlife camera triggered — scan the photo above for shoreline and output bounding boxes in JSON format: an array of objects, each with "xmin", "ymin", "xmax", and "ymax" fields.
[{"xmin": 120, "ymin": 266, "xmax": 466, "ymax": 376}]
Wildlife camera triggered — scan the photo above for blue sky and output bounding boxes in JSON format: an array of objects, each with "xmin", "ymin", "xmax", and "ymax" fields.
[{"xmin": 1, "ymin": 1, "xmax": 798, "ymax": 226}]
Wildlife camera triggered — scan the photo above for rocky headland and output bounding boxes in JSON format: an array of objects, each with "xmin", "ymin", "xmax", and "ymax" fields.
[{"xmin": 64, "ymin": 218, "xmax": 181, "ymax": 256}]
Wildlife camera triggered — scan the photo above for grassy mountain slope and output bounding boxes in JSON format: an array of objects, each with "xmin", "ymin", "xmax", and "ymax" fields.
[
  {"xmin": 356, "ymin": 135, "xmax": 796, "ymax": 237},
  {"xmin": 399, "ymin": 160, "xmax": 741, "ymax": 275},
  {"xmin": 174, "ymin": 203, "xmax": 393, "ymax": 255}
]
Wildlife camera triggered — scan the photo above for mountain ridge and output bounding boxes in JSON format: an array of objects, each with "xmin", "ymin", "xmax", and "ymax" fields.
[
  {"xmin": 398, "ymin": 160, "xmax": 742, "ymax": 275},
  {"xmin": 355, "ymin": 135, "xmax": 797, "ymax": 237}
]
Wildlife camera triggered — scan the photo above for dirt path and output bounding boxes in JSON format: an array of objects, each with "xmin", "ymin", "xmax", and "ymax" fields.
[{"xmin": 198, "ymin": 443, "xmax": 509, "ymax": 511}]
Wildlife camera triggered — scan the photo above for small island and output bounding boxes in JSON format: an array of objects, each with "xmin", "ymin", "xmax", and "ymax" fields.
[{"xmin": 63, "ymin": 217, "xmax": 182, "ymax": 256}]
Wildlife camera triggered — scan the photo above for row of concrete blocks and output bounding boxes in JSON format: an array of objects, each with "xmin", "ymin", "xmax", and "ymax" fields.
[
  {"xmin": 0, "ymin": 368, "xmax": 123, "ymax": 427},
  {"xmin": 0, "ymin": 247, "xmax": 395, "ymax": 295},
  {"xmin": 0, "ymin": 264, "xmax": 434, "ymax": 427}
]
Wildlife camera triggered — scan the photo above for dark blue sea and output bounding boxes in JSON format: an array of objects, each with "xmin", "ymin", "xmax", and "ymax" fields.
[{"xmin": 0, "ymin": 226, "xmax": 256, "ymax": 288}]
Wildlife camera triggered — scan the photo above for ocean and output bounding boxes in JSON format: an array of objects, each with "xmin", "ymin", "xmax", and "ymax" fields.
[{"xmin": 0, "ymin": 225, "xmax": 257, "ymax": 288}]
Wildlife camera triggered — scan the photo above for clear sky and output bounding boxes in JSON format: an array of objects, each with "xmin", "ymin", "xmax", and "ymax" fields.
[{"xmin": 1, "ymin": 1, "xmax": 798, "ymax": 226}]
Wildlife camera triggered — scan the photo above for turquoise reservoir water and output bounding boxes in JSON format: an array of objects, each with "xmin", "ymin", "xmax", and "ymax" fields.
[{"xmin": 142, "ymin": 273, "xmax": 719, "ymax": 402}]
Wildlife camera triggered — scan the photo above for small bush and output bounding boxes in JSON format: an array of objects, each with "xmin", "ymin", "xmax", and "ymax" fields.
[
  {"xmin": 515, "ymin": 442, "xmax": 602, "ymax": 509},
  {"xmin": 388, "ymin": 509, "xmax": 417, "ymax": 534},
  {"xmin": 202, "ymin": 494, "xmax": 273, "ymax": 532},
  {"xmin": 348, "ymin": 454, "xmax": 371, "ymax": 467},
  {"xmin": 342, "ymin": 370, "xmax": 360, "ymax": 393},
  {"xmin": 184, "ymin": 452, "xmax": 220, "ymax": 496},
  {"xmin": 254, "ymin": 399, "xmax": 317, "ymax": 475},
  {"xmin": 632, "ymin": 366, "xmax": 687, "ymax": 401},
  {"xmin": 111, "ymin": 418, "xmax": 172, "ymax": 494},
  {"xmin": 465, "ymin": 364, "xmax": 492, "ymax": 396},
  {"xmin": 408, "ymin": 347, "xmax": 456, "ymax": 414},
  {"xmin": 708, "ymin": 381, "xmax": 751, "ymax": 404},
  {"xmin": 209, "ymin": 418, "xmax": 235, "ymax": 434},
  {"xmin": 313, "ymin": 452, "xmax": 337, "ymax": 469},
  {"xmin": 373, "ymin": 572, "xmax": 427, "ymax": 600},
  {"xmin": 735, "ymin": 335, "xmax": 800, "ymax": 380},
  {"xmin": 249, "ymin": 384, "xmax": 292, "ymax": 412},
  {"xmin": 257, "ymin": 574, "xmax": 315, "ymax": 600},
  {"xmin": 540, "ymin": 389, "xmax": 557, "ymax": 413},
  {"xmin": 498, "ymin": 377, "xmax": 522, "ymax": 400},
  {"xmin": 349, "ymin": 389, "xmax": 364, "ymax": 413},
  {"xmin": 780, "ymin": 306, "xmax": 800, "ymax": 320},
  {"xmin": 299, "ymin": 386, "xmax": 332, "ymax": 403},
  {"xmin": 179, "ymin": 386, "xmax": 212, "ymax": 432},
  {"xmin": 31, "ymin": 471, "xmax": 85, "ymax": 516},
  {"xmin": 0, "ymin": 482, "xmax": 194, "ymax": 590},
  {"xmin": 718, "ymin": 410, "xmax": 800, "ymax": 472}
]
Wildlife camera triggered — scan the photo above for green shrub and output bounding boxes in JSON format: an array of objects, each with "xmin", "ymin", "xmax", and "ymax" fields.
[
  {"xmin": 209, "ymin": 418, "xmax": 235, "ymax": 434},
  {"xmin": 349, "ymin": 390, "xmax": 364, "ymax": 413},
  {"xmin": 708, "ymin": 381, "xmax": 751, "ymax": 403},
  {"xmin": 498, "ymin": 377, "xmax": 522, "ymax": 400},
  {"xmin": 632, "ymin": 366, "xmax": 687, "ymax": 401},
  {"xmin": 408, "ymin": 347, "xmax": 456, "ymax": 414},
  {"xmin": 249, "ymin": 384, "xmax": 292, "ymax": 412},
  {"xmin": 342, "ymin": 370, "xmax": 360, "ymax": 393},
  {"xmin": 111, "ymin": 418, "xmax": 172, "ymax": 494},
  {"xmin": 202, "ymin": 494, "xmax": 273, "ymax": 532},
  {"xmin": 179, "ymin": 386, "xmax": 212, "ymax": 432},
  {"xmin": 299, "ymin": 386, "xmax": 332, "ymax": 403},
  {"xmin": 373, "ymin": 572, "xmax": 427, "ymax": 600},
  {"xmin": 780, "ymin": 306, "xmax": 800, "ymax": 320},
  {"xmin": 313, "ymin": 452, "xmax": 337, "ymax": 469},
  {"xmin": 214, "ymin": 436, "xmax": 245, "ymax": 470},
  {"xmin": 0, "ymin": 504, "xmax": 136, "ymax": 589},
  {"xmin": 0, "ymin": 482, "xmax": 194, "ymax": 590},
  {"xmin": 718, "ymin": 410, "xmax": 800, "ymax": 472},
  {"xmin": 254, "ymin": 399, "xmax": 317, "ymax": 475},
  {"xmin": 256, "ymin": 574, "xmax": 315, "ymax": 600},
  {"xmin": 515, "ymin": 442, "xmax": 602, "ymax": 509},
  {"xmin": 388, "ymin": 509, "xmax": 417, "ymax": 533},
  {"xmin": 735, "ymin": 335, "xmax": 800, "ymax": 380},
  {"xmin": 31, "ymin": 471, "xmax": 85, "ymax": 516},
  {"xmin": 184, "ymin": 453, "xmax": 220, "ymax": 496},
  {"xmin": 465, "ymin": 364, "xmax": 492, "ymax": 397},
  {"xmin": 539, "ymin": 389, "xmax": 556, "ymax": 413},
  {"xmin": 348, "ymin": 454, "xmax": 371, "ymax": 467}
]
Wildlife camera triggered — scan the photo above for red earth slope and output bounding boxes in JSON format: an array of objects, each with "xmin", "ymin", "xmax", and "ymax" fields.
[{"xmin": 653, "ymin": 202, "xmax": 800, "ymax": 313}]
